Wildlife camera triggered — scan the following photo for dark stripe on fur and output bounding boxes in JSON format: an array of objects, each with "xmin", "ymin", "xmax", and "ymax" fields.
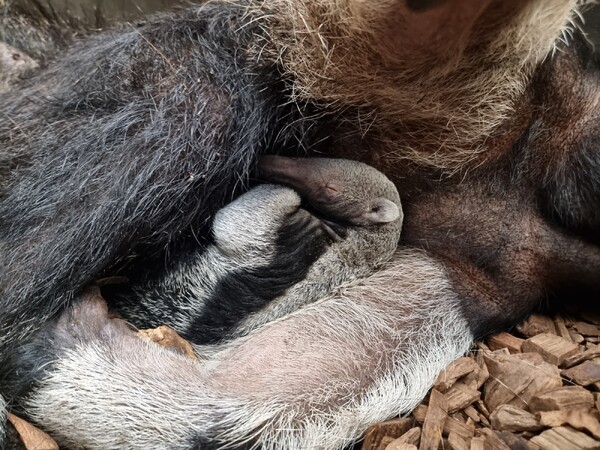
[
  {"xmin": 0, "ymin": 322, "xmax": 62, "ymax": 414},
  {"xmin": 184, "ymin": 209, "xmax": 330, "ymax": 345}
]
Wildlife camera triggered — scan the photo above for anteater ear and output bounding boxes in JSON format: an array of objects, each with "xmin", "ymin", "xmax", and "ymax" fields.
[{"xmin": 363, "ymin": 198, "xmax": 401, "ymax": 224}]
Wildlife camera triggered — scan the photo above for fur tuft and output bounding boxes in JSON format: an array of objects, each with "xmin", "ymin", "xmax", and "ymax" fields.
[{"xmin": 253, "ymin": 0, "xmax": 580, "ymax": 171}]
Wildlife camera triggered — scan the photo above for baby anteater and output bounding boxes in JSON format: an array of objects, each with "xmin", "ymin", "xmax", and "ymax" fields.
[{"xmin": 108, "ymin": 156, "xmax": 402, "ymax": 346}]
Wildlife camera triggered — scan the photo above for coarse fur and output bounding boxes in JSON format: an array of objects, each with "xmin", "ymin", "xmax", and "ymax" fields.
[
  {"xmin": 109, "ymin": 157, "xmax": 402, "ymax": 345},
  {"xmin": 255, "ymin": 0, "xmax": 585, "ymax": 171},
  {"xmin": 0, "ymin": 0, "xmax": 593, "ymax": 361},
  {"xmin": 0, "ymin": 1, "xmax": 323, "ymax": 353},
  {"xmin": 0, "ymin": 396, "xmax": 4, "ymax": 447},
  {"xmin": 0, "ymin": 2, "xmax": 72, "ymax": 65},
  {"xmin": 0, "ymin": 41, "xmax": 37, "ymax": 93},
  {"xmin": 0, "ymin": 0, "xmax": 599, "ymax": 449},
  {"xmin": 107, "ymin": 184, "xmax": 330, "ymax": 340},
  {"xmin": 18, "ymin": 249, "xmax": 473, "ymax": 450}
]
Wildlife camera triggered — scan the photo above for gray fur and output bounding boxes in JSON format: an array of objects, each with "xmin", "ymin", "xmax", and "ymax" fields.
[
  {"xmin": 233, "ymin": 156, "xmax": 403, "ymax": 337},
  {"xmin": 0, "ymin": 395, "xmax": 5, "ymax": 448},
  {"xmin": 0, "ymin": 41, "xmax": 37, "ymax": 93},
  {"xmin": 23, "ymin": 249, "xmax": 473, "ymax": 450},
  {"xmin": 113, "ymin": 184, "xmax": 312, "ymax": 332},
  {"xmin": 113, "ymin": 157, "xmax": 402, "ymax": 344},
  {"xmin": 0, "ymin": 1, "xmax": 321, "ymax": 354}
]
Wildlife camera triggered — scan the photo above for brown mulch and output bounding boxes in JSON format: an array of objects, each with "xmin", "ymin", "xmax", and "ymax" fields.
[
  {"xmin": 362, "ymin": 312, "xmax": 600, "ymax": 450},
  {"xmin": 10, "ymin": 312, "xmax": 600, "ymax": 450}
]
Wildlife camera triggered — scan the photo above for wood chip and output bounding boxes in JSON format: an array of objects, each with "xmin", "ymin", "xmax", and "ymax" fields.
[
  {"xmin": 413, "ymin": 405, "xmax": 427, "ymax": 424},
  {"xmin": 483, "ymin": 351, "xmax": 562, "ymax": 412},
  {"xmin": 362, "ymin": 418, "xmax": 414, "ymax": 450},
  {"xmin": 461, "ymin": 358, "xmax": 489, "ymax": 391},
  {"xmin": 476, "ymin": 399, "xmax": 490, "ymax": 416},
  {"xmin": 563, "ymin": 359, "xmax": 600, "ymax": 387},
  {"xmin": 538, "ymin": 410, "xmax": 600, "ymax": 440},
  {"xmin": 514, "ymin": 352, "xmax": 545, "ymax": 364},
  {"xmin": 479, "ymin": 428, "xmax": 512, "ymax": 450},
  {"xmin": 465, "ymin": 417, "xmax": 476, "ymax": 430},
  {"xmin": 446, "ymin": 383, "xmax": 481, "ymax": 414},
  {"xmin": 7, "ymin": 413, "xmax": 59, "ymax": 450},
  {"xmin": 470, "ymin": 436, "xmax": 485, "ymax": 450},
  {"xmin": 477, "ymin": 359, "xmax": 490, "ymax": 389},
  {"xmin": 369, "ymin": 313, "xmax": 600, "ymax": 450},
  {"xmin": 529, "ymin": 386, "xmax": 594, "ymax": 413},
  {"xmin": 496, "ymin": 431, "xmax": 537, "ymax": 450},
  {"xmin": 464, "ymin": 405, "xmax": 481, "ymax": 423},
  {"xmin": 517, "ymin": 315, "xmax": 557, "ymax": 338},
  {"xmin": 489, "ymin": 404, "xmax": 541, "ymax": 432},
  {"xmin": 475, "ymin": 400, "xmax": 491, "ymax": 422},
  {"xmin": 563, "ymin": 347, "xmax": 600, "ymax": 369},
  {"xmin": 444, "ymin": 416, "xmax": 475, "ymax": 441},
  {"xmin": 385, "ymin": 427, "xmax": 421, "ymax": 448},
  {"xmin": 448, "ymin": 432, "xmax": 470, "ymax": 450},
  {"xmin": 571, "ymin": 331, "xmax": 586, "ymax": 344},
  {"xmin": 138, "ymin": 325, "xmax": 198, "ymax": 360},
  {"xmin": 379, "ymin": 437, "xmax": 396, "ymax": 450},
  {"xmin": 435, "ymin": 357, "xmax": 480, "ymax": 392},
  {"xmin": 572, "ymin": 322, "xmax": 600, "ymax": 337},
  {"xmin": 419, "ymin": 390, "xmax": 447, "ymax": 450},
  {"xmin": 522, "ymin": 333, "xmax": 579, "ymax": 366},
  {"xmin": 530, "ymin": 426, "xmax": 600, "ymax": 450},
  {"xmin": 478, "ymin": 414, "xmax": 491, "ymax": 428},
  {"xmin": 487, "ymin": 332, "xmax": 524, "ymax": 354},
  {"xmin": 554, "ymin": 316, "xmax": 574, "ymax": 342},
  {"xmin": 386, "ymin": 444, "xmax": 417, "ymax": 450}
]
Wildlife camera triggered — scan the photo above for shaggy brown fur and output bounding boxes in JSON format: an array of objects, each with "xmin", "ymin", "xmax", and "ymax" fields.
[{"xmin": 256, "ymin": 0, "xmax": 583, "ymax": 172}]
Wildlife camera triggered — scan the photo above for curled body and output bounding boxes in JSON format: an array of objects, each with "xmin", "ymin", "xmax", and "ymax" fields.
[
  {"xmin": 110, "ymin": 156, "xmax": 402, "ymax": 345},
  {"xmin": 0, "ymin": 0, "xmax": 599, "ymax": 449},
  {"xmin": 10, "ymin": 250, "xmax": 473, "ymax": 450}
]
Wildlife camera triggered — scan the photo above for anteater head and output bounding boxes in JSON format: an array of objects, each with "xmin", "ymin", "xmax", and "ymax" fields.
[{"xmin": 258, "ymin": 155, "xmax": 402, "ymax": 228}]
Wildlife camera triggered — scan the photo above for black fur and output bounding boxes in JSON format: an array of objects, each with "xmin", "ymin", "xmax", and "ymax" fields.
[
  {"xmin": 0, "ymin": 2, "xmax": 325, "ymax": 359},
  {"xmin": 184, "ymin": 208, "xmax": 329, "ymax": 344},
  {"xmin": 0, "ymin": 322, "xmax": 63, "ymax": 411},
  {"xmin": 535, "ymin": 34, "xmax": 600, "ymax": 239}
]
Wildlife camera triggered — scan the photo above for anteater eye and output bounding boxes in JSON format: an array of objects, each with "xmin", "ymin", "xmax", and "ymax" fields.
[
  {"xmin": 12, "ymin": 53, "xmax": 21, "ymax": 61},
  {"xmin": 324, "ymin": 184, "xmax": 340, "ymax": 199}
]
